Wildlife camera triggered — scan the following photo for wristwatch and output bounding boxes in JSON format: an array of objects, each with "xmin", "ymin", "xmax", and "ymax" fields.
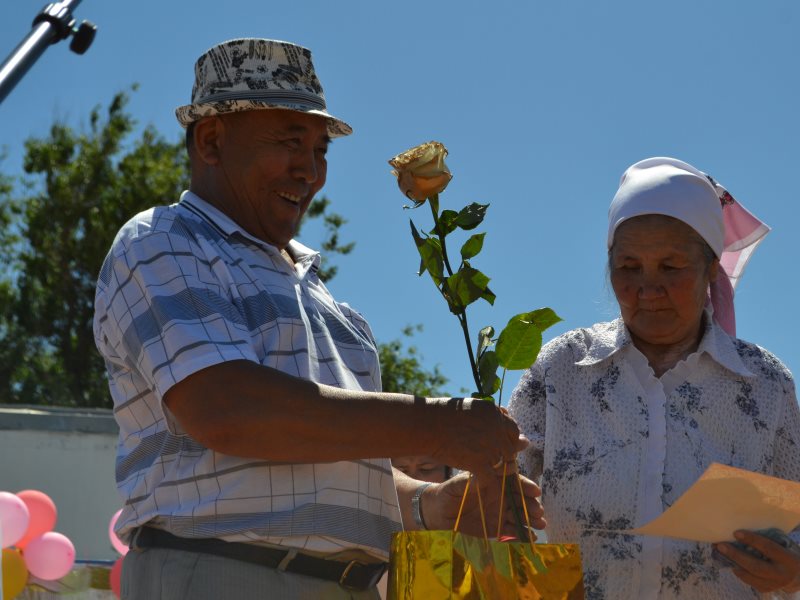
[{"xmin": 411, "ymin": 482, "xmax": 433, "ymax": 530}]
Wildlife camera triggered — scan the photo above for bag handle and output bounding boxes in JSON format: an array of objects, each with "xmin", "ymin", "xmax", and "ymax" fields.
[{"xmin": 453, "ymin": 465, "xmax": 536, "ymax": 546}]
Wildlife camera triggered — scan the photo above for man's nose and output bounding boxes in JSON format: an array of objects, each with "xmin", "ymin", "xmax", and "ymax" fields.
[{"xmin": 290, "ymin": 148, "xmax": 319, "ymax": 183}]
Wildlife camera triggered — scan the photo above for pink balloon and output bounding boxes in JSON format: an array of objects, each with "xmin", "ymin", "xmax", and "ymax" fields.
[
  {"xmin": 23, "ymin": 532, "xmax": 75, "ymax": 580},
  {"xmin": 0, "ymin": 492, "xmax": 30, "ymax": 548},
  {"xmin": 110, "ymin": 556, "xmax": 123, "ymax": 598},
  {"xmin": 15, "ymin": 490, "xmax": 57, "ymax": 549},
  {"xmin": 108, "ymin": 509, "xmax": 128, "ymax": 556}
]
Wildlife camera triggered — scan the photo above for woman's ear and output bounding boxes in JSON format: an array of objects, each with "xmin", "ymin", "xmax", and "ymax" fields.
[
  {"xmin": 192, "ymin": 116, "xmax": 224, "ymax": 166},
  {"xmin": 708, "ymin": 258, "xmax": 720, "ymax": 283}
]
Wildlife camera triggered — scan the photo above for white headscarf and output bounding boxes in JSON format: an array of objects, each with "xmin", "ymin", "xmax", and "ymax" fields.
[{"xmin": 607, "ymin": 157, "xmax": 770, "ymax": 337}]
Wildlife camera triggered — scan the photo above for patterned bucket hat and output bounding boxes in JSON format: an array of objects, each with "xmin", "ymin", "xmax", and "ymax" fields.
[{"xmin": 175, "ymin": 38, "xmax": 352, "ymax": 138}]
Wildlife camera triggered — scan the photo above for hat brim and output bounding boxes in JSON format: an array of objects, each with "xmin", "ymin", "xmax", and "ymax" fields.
[{"xmin": 175, "ymin": 100, "xmax": 352, "ymax": 138}]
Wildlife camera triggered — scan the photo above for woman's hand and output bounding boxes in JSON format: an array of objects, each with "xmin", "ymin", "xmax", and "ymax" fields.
[
  {"xmin": 715, "ymin": 530, "xmax": 800, "ymax": 593},
  {"xmin": 423, "ymin": 470, "xmax": 547, "ymax": 539}
]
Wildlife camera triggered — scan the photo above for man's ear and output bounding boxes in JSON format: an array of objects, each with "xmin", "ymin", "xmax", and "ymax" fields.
[{"xmin": 192, "ymin": 116, "xmax": 224, "ymax": 165}]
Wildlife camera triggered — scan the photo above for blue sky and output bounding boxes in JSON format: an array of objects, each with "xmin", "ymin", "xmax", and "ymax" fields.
[{"xmin": 1, "ymin": 1, "xmax": 798, "ymax": 399}]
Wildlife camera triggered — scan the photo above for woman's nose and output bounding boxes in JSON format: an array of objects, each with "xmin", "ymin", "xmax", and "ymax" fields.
[{"xmin": 638, "ymin": 279, "xmax": 665, "ymax": 299}]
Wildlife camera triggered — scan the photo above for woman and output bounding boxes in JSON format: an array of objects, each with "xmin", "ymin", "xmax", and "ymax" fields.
[
  {"xmin": 508, "ymin": 157, "xmax": 800, "ymax": 599},
  {"xmin": 392, "ymin": 455, "xmax": 453, "ymax": 483}
]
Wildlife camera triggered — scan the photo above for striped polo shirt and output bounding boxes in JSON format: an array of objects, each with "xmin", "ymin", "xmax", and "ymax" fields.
[{"xmin": 93, "ymin": 191, "xmax": 402, "ymax": 560}]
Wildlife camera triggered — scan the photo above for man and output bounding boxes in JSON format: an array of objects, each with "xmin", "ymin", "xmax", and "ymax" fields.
[{"xmin": 94, "ymin": 38, "xmax": 543, "ymax": 599}]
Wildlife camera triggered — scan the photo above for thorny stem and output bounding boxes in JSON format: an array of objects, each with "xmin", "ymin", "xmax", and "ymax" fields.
[
  {"xmin": 427, "ymin": 197, "xmax": 528, "ymax": 541},
  {"xmin": 429, "ymin": 201, "xmax": 481, "ymax": 394}
]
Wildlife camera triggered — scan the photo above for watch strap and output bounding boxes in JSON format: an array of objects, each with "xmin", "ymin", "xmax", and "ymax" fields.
[{"xmin": 411, "ymin": 482, "xmax": 433, "ymax": 530}]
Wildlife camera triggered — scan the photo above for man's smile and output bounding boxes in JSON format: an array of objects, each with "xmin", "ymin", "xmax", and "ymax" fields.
[{"xmin": 277, "ymin": 191, "xmax": 302, "ymax": 205}]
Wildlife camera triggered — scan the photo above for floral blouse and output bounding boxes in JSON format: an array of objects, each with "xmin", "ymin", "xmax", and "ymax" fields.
[{"xmin": 508, "ymin": 313, "xmax": 800, "ymax": 599}]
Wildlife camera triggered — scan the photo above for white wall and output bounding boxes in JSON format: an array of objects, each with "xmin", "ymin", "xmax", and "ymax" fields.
[{"xmin": 0, "ymin": 407, "xmax": 122, "ymax": 560}]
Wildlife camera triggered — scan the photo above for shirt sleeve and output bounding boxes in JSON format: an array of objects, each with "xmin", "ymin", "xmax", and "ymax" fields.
[
  {"xmin": 508, "ymin": 359, "xmax": 548, "ymax": 480},
  {"xmin": 95, "ymin": 228, "xmax": 259, "ymax": 412}
]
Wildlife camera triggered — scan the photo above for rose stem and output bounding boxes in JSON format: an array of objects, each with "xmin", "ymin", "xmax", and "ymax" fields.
[{"xmin": 428, "ymin": 200, "xmax": 481, "ymax": 393}]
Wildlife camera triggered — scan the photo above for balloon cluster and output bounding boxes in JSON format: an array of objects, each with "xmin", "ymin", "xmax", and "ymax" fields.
[
  {"xmin": 0, "ymin": 492, "xmax": 131, "ymax": 599},
  {"xmin": 0, "ymin": 490, "xmax": 74, "ymax": 600}
]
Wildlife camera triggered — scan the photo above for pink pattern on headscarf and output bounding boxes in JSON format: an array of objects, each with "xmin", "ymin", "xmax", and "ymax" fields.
[{"xmin": 706, "ymin": 176, "xmax": 770, "ymax": 337}]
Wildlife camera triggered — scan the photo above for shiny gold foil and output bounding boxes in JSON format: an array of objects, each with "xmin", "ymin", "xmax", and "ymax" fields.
[{"xmin": 388, "ymin": 531, "xmax": 584, "ymax": 599}]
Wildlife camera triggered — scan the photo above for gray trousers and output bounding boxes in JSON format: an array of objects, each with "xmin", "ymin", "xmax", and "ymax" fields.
[{"xmin": 122, "ymin": 546, "xmax": 382, "ymax": 600}]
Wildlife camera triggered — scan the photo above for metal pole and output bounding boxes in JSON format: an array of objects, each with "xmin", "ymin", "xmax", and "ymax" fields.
[{"xmin": 0, "ymin": 0, "xmax": 94, "ymax": 105}]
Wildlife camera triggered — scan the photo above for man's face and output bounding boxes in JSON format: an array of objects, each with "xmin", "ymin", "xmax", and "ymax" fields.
[{"xmin": 214, "ymin": 109, "xmax": 330, "ymax": 250}]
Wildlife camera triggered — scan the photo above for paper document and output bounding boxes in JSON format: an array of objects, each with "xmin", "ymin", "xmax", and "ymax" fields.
[{"xmin": 629, "ymin": 463, "xmax": 800, "ymax": 543}]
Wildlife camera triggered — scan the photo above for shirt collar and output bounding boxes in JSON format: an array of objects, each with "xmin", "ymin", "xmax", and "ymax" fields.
[
  {"xmin": 575, "ymin": 318, "xmax": 631, "ymax": 367},
  {"xmin": 179, "ymin": 190, "xmax": 321, "ymax": 271},
  {"xmin": 695, "ymin": 310, "xmax": 754, "ymax": 377},
  {"xmin": 575, "ymin": 310, "xmax": 754, "ymax": 378}
]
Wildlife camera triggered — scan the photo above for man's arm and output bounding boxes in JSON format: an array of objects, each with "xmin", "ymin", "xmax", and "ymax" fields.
[{"xmin": 164, "ymin": 359, "xmax": 527, "ymax": 477}]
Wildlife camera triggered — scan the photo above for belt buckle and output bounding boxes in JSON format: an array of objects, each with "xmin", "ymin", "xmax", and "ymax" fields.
[
  {"xmin": 339, "ymin": 560, "xmax": 387, "ymax": 590},
  {"xmin": 339, "ymin": 560, "xmax": 364, "ymax": 589}
]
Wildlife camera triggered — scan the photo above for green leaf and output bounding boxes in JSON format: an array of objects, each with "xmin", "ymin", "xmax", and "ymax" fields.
[
  {"xmin": 470, "ymin": 393, "xmax": 496, "ymax": 402},
  {"xmin": 410, "ymin": 220, "xmax": 426, "ymax": 276},
  {"xmin": 446, "ymin": 266, "xmax": 493, "ymax": 308},
  {"xmin": 525, "ymin": 307, "xmax": 563, "ymax": 331},
  {"xmin": 477, "ymin": 349, "xmax": 501, "ymax": 396},
  {"xmin": 454, "ymin": 203, "xmax": 489, "ymax": 230},
  {"xmin": 434, "ymin": 209, "xmax": 459, "ymax": 236},
  {"xmin": 410, "ymin": 219, "xmax": 424, "ymax": 245},
  {"xmin": 439, "ymin": 279, "xmax": 462, "ymax": 314},
  {"xmin": 477, "ymin": 326, "xmax": 495, "ymax": 358},
  {"xmin": 410, "ymin": 221, "xmax": 444, "ymax": 283},
  {"xmin": 495, "ymin": 308, "xmax": 563, "ymax": 370},
  {"xmin": 419, "ymin": 239, "xmax": 444, "ymax": 283},
  {"xmin": 460, "ymin": 233, "xmax": 486, "ymax": 260}
]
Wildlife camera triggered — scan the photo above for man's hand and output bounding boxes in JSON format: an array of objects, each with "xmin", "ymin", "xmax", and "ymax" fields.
[
  {"xmin": 422, "ymin": 470, "xmax": 546, "ymax": 539},
  {"xmin": 715, "ymin": 530, "xmax": 800, "ymax": 593},
  {"xmin": 427, "ymin": 398, "xmax": 529, "ymax": 477}
]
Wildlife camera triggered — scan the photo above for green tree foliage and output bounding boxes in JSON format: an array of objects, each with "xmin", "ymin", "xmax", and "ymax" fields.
[
  {"xmin": 0, "ymin": 91, "xmax": 447, "ymax": 407},
  {"xmin": 379, "ymin": 325, "xmax": 448, "ymax": 396},
  {"xmin": 297, "ymin": 196, "xmax": 355, "ymax": 282},
  {"xmin": 0, "ymin": 90, "xmax": 189, "ymax": 407}
]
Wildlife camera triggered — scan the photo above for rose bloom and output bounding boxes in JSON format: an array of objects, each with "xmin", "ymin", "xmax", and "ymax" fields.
[{"xmin": 388, "ymin": 141, "xmax": 453, "ymax": 203}]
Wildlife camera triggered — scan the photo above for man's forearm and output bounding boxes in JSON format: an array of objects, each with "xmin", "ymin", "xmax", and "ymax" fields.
[{"xmin": 164, "ymin": 359, "xmax": 445, "ymax": 462}]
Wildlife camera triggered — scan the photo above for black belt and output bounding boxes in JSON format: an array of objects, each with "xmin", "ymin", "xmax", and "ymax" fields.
[{"xmin": 131, "ymin": 526, "xmax": 387, "ymax": 591}]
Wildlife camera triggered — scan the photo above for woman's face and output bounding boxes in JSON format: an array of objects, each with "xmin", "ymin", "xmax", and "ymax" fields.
[
  {"xmin": 610, "ymin": 215, "xmax": 718, "ymax": 348},
  {"xmin": 392, "ymin": 456, "xmax": 450, "ymax": 483}
]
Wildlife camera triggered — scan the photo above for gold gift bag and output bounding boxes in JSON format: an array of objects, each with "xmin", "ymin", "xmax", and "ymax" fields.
[{"xmin": 388, "ymin": 473, "xmax": 584, "ymax": 599}]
